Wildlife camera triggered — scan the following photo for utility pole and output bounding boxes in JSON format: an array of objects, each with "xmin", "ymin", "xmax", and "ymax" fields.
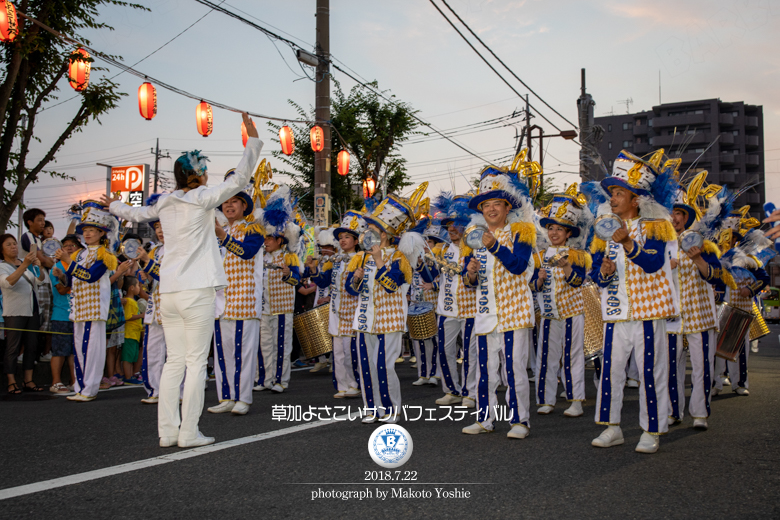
[
  {"xmin": 577, "ymin": 68, "xmax": 600, "ymax": 182},
  {"xmin": 515, "ymin": 95, "xmax": 532, "ymax": 159},
  {"xmin": 314, "ymin": 0, "xmax": 331, "ymax": 226},
  {"xmin": 150, "ymin": 138, "xmax": 170, "ymax": 193}
]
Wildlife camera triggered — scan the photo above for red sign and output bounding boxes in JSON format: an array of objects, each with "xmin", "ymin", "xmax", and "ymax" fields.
[{"xmin": 111, "ymin": 165, "xmax": 145, "ymax": 193}]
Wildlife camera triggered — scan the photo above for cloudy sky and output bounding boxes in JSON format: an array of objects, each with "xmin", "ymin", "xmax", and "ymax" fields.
[{"xmin": 13, "ymin": 0, "xmax": 780, "ymax": 236}]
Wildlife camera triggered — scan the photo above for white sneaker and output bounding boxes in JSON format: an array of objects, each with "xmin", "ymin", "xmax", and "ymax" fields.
[
  {"xmin": 435, "ymin": 394, "xmax": 462, "ymax": 406},
  {"xmin": 626, "ymin": 379, "xmax": 640, "ymax": 389},
  {"xmin": 635, "ymin": 432, "xmax": 660, "ymax": 454},
  {"xmin": 693, "ymin": 418, "xmax": 709, "ymax": 430},
  {"xmin": 507, "ymin": 424, "xmax": 530, "ymax": 439},
  {"xmin": 345, "ymin": 388, "xmax": 361, "ymax": 398},
  {"xmin": 333, "ymin": 391, "xmax": 347, "ymax": 399},
  {"xmin": 751, "ymin": 342, "xmax": 759, "ymax": 353},
  {"xmin": 735, "ymin": 387, "xmax": 750, "ymax": 396},
  {"xmin": 231, "ymin": 401, "xmax": 250, "ymax": 415},
  {"xmin": 178, "ymin": 431, "xmax": 215, "ymax": 448},
  {"xmin": 591, "ymin": 426, "xmax": 624, "ymax": 448},
  {"xmin": 141, "ymin": 396, "xmax": 159, "ymax": 404},
  {"xmin": 207, "ymin": 401, "xmax": 235, "ymax": 413},
  {"xmin": 271, "ymin": 384, "xmax": 284, "ymax": 393},
  {"xmin": 722, "ymin": 377, "xmax": 731, "ymax": 386},
  {"xmin": 425, "ymin": 377, "xmax": 439, "ymax": 386},
  {"xmin": 462, "ymin": 422, "xmax": 492, "ymax": 435},
  {"xmin": 711, "ymin": 387, "xmax": 721, "ymax": 396},
  {"xmin": 563, "ymin": 401, "xmax": 584, "ymax": 417},
  {"xmin": 309, "ymin": 362, "xmax": 328, "ymax": 373},
  {"xmin": 461, "ymin": 397, "xmax": 476, "ymax": 409},
  {"xmin": 537, "ymin": 405, "xmax": 554, "ymax": 415},
  {"xmin": 159, "ymin": 436, "xmax": 178, "ymax": 448},
  {"xmin": 39, "ymin": 352, "xmax": 52, "ymax": 362},
  {"xmin": 669, "ymin": 416, "xmax": 682, "ymax": 425},
  {"xmin": 409, "ymin": 356, "xmax": 417, "ymax": 364},
  {"xmin": 412, "ymin": 377, "xmax": 429, "ymax": 386},
  {"xmin": 66, "ymin": 393, "xmax": 95, "ymax": 402},
  {"xmin": 361, "ymin": 414, "xmax": 378, "ymax": 424},
  {"xmin": 395, "ymin": 357, "xmax": 405, "ymax": 364}
]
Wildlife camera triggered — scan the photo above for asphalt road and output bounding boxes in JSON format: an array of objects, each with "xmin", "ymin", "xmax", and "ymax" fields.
[{"xmin": 2, "ymin": 328, "xmax": 779, "ymax": 519}]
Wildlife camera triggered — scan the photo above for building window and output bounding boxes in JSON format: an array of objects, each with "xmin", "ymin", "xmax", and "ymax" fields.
[
  {"xmin": 609, "ymin": 160, "xmax": 613, "ymax": 168},
  {"xmin": 694, "ymin": 110, "xmax": 704, "ymax": 115},
  {"xmin": 622, "ymin": 122, "xmax": 633, "ymax": 130},
  {"xmin": 732, "ymin": 130, "xmax": 739, "ymax": 136},
  {"xmin": 608, "ymin": 142, "xmax": 612, "ymax": 150},
  {"xmin": 608, "ymin": 124, "xmax": 612, "ymax": 132},
  {"xmin": 635, "ymin": 119, "xmax": 643, "ymax": 126},
  {"xmin": 648, "ymin": 119, "xmax": 653, "ymax": 127},
  {"xmin": 623, "ymin": 140, "xmax": 633, "ymax": 147},
  {"xmin": 732, "ymin": 111, "xmax": 739, "ymax": 117}
]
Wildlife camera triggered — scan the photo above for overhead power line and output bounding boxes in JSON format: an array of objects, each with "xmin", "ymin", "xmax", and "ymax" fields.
[{"xmin": 438, "ymin": 0, "xmax": 579, "ymax": 130}]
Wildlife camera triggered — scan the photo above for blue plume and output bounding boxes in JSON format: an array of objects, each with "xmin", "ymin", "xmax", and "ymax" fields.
[
  {"xmin": 651, "ymin": 169, "xmax": 678, "ymax": 211},
  {"xmin": 581, "ymin": 181, "xmax": 608, "ymax": 216},
  {"xmin": 365, "ymin": 196, "xmax": 379, "ymax": 213},
  {"xmin": 146, "ymin": 193, "xmax": 163, "ymax": 207},
  {"xmin": 409, "ymin": 216, "xmax": 430, "ymax": 234},
  {"xmin": 264, "ymin": 197, "xmax": 290, "ymax": 228},
  {"xmin": 432, "ymin": 191, "xmax": 454, "ymax": 218},
  {"xmin": 447, "ymin": 197, "xmax": 475, "ymax": 228}
]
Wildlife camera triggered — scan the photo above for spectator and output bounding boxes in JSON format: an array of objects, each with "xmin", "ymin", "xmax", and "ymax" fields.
[
  {"xmin": 48, "ymin": 235, "xmax": 81, "ymax": 393},
  {"xmin": 0, "ymin": 234, "xmax": 46, "ymax": 393},
  {"xmin": 120, "ymin": 276, "xmax": 143, "ymax": 385},
  {"xmin": 20, "ymin": 209, "xmax": 55, "ymax": 364}
]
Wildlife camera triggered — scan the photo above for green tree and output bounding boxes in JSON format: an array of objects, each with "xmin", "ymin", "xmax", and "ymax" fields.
[
  {"xmin": 267, "ymin": 80, "xmax": 419, "ymax": 218},
  {"xmin": 0, "ymin": 0, "xmax": 147, "ymax": 232}
]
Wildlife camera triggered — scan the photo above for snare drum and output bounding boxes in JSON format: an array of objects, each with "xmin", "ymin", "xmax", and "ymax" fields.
[
  {"xmin": 293, "ymin": 304, "xmax": 333, "ymax": 359},
  {"xmin": 715, "ymin": 304, "xmax": 754, "ymax": 362},
  {"xmin": 463, "ymin": 224, "xmax": 487, "ymax": 250},
  {"xmin": 42, "ymin": 238, "xmax": 62, "ymax": 258},
  {"xmin": 679, "ymin": 230, "xmax": 704, "ymax": 253},
  {"xmin": 407, "ymin": 301, "xmax": 436, "ymax": 340},
  {"xmin": 593, "ymin": 214, "xmax": 623, "ymax": 241}
]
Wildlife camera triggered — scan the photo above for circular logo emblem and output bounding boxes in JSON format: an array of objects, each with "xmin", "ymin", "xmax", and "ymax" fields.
[{"xmin": 368, "ymin": 424, "xmax": 413, "ymax": 468}]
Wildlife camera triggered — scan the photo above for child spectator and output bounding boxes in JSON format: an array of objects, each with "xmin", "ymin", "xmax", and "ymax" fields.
[
  {"xmin": 48, "ymin": 234, "xmax": 81, "ymax": 393},
  {"xmin": 121, "ymin": 276, "xmax": 143, "ymax": 385}
]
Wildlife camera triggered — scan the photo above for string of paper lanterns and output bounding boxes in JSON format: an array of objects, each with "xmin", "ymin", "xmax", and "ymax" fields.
[{"xmin": 0, "ymin": 0, "xmax": 18, "ymax": 42}]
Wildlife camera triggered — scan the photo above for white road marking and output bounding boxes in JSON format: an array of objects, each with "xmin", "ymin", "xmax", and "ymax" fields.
[{"xmin": 0, "ymin": 413, "xmax": 356, "ymax": 501}]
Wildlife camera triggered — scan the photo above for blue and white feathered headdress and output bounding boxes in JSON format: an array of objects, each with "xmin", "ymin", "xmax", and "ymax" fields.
[
  {"xmin": 176, "ymin": 150, "xmax": 209, "ymax": 176},
  {"xmin": 262, "ymin": 185, "xmax": 300, "ymax": 251}
]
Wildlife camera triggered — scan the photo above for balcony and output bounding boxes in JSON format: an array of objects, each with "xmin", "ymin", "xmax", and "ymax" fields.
[
  {"xmin": 719, "ymin": 132, "xmax": 735, "ymax": 145},
  {"xmin": 633, "ymin": 124, "xmax": 648, "ymax": 136},
  {"xmin": 720, "ymin": 153, "xmax": 736, "ymax": 165},
  {"xmin": 649, "ymin": 133, "xmax": 709, "ymax": 147},
  {"xmin": 633, "ymin": 142, "xmax": 651, "ymax": 154},
  {"xmin": 719, "ymin": 113, "xmax": 734, "ymax": 126},
  {"xmin": 746, "ymin": 116, "xmax": 758, "ymax": 129},
  {"xmin": 746, "ymin": 135, "xmax": 759, "ymax": 148},
  {"xmin": 746, "ymin": 154, "xmax": 759, "ymax": 166},
  {"xmin": 717, "ymin": 173, "xmax": 736, "ymax": 184},
  {"xmin": 651, "ymin": 114, "xmax": 708, "ymax": 128}
]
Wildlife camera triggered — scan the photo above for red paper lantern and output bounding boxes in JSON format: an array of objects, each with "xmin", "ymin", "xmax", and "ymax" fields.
[
  {"xmin": 0, "ymin": 1, "xmax": 18, "ymax": 42},
  {"xmin": 362, "ymin": 177, "xmax": 376, "ymax": 198},
  {"xmin": 196, "ymin": 101, "xmax": 213, "ymax": 137},
  {"xmin": 241, "ymin": 120, "xmax": 257, "ymax": 147},
  {"xmin": 138, "ymin": 82, "xmax": 157, "ymax": 121},
  {"xmin": 279, "ymin": 125, "xmax": 294, "ymax": 155},
  {"xmin": 68, "ymin": 48, "xmax": 91, "ymax": 92},
  {"xmin": 337, "ymin": 150, "xmax": 350, "ymax": 176},
  {"xmin": 310, "ymin": 125, "xmax": 324, "ymax": 152}
]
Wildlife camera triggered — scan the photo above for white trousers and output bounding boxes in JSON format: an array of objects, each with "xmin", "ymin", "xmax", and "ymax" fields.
[
  {"xmin": 475, "ymin": 328, "xmax": 531, "ymax": 430},
  {"xmin": 358, "ymin": 332, "xmax": 402, "ymax": 418},
  {"xmin": 332, "ymin": 335, "xmax": 360, "ymax": 392},
  {"xmin": 73, "ymin": 320, "xmax": 106, "ymax": 398},
  {"xmin": 214, "ymin": 319, "xmax": 260, "ymax": 405},
  {"xmin": 536, "ymin": 315, "xmax": 586, "ymax": 406},
  {"xmin": 596, "ymin": 320, "xmax": 670, "ymax": 434},
  {"xmin": 142, "ymin": 324, "xmax": 166, "ymax": 398},
  {"xmin": 460, "ymin": 318, "xmax": 478, "ymax": 402},
  {"xmin": 668, "ymin": 329, "xmax": 715, "ymax": 420},
  {"xmin": 413, "ymin": 337, "xmax": 438, "ymax": 379},
  {"xmin": 260, "ymin": 313, "xmax": 293, "ymax": 388},
  {"xmin": 159, "ymin": 287, "xmax": 215, "ymax": 442},
  {"xmin": 626, "ymin": 352, "xmax": 640, "ymax": 383},
  {"xmin": 713, "ymin": 332, "xmax": 749, "ymax": 390}
]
